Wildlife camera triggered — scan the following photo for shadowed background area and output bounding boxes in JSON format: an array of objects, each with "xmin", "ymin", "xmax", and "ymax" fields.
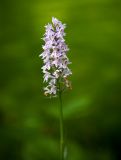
[{"xmin": 0, "ymin": 0, "xmax": 121, "ymax": 159}]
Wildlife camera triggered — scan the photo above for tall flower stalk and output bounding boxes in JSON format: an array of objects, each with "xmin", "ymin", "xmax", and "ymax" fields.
[{"xmin": 40, "ymin": 17, "xmax": 72, "ymax": 160}]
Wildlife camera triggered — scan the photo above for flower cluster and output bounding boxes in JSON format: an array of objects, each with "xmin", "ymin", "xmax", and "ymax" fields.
[{"xmin": 40, "ymin": 17, "xmax": 72, "ymax": 96}]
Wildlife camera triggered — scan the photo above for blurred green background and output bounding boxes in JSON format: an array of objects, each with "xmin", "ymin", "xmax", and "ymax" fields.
[{"xmin": 0, "ymin": 0, "xmax": 121, "ymax": 159}]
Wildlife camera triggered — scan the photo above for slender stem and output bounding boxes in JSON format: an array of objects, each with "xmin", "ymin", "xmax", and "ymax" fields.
[{"xmin": 58, "ymin": 84, "xmax": 64, "ymax": 160}]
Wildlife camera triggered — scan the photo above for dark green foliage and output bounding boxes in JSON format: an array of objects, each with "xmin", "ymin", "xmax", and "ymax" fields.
[{"xmin": 0, "ymin": 0, "xmax": 121, "ymax": 159}]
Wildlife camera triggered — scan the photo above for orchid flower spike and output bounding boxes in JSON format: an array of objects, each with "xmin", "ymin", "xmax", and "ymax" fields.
[{"xmin": 40, "ymin": 17, "xmax": 72, "ymax": 96}]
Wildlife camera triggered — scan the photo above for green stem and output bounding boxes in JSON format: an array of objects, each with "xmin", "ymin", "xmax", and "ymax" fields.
[{"xmin": 58, "ymin": 84, "xmax": 64, "ymax": 160}]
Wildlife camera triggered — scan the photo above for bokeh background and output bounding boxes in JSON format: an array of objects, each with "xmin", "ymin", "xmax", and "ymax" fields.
[{"xmin": 0, "ymin": 0, "xmax": 121, "ymax": 159}]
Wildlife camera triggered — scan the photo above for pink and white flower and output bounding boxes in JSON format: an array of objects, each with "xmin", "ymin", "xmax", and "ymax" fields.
[{"xmin": 40, "ymin": 17, "xmax": 72, "ymax": 96}]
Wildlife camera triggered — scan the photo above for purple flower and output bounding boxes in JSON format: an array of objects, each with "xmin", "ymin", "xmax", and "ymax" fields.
[{"xmin": 40, "ymin": 17, "xmax": 72, "ymax": 96}]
